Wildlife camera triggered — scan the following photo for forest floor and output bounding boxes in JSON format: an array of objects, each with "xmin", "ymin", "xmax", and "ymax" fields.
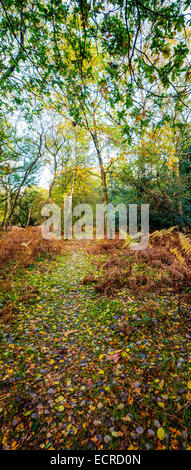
[{"xmin": 0, "ymin": 243, "xmax": 190, "ymax": 450}]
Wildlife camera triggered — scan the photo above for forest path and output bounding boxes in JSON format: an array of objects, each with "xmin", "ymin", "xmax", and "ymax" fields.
[
  {"xmin": 0, "ymin": 247, "xmax": 190, "ymax": 450},
  {"xmin": 1, "ymin": 249, "xmax": 131, "ymax": 450}
]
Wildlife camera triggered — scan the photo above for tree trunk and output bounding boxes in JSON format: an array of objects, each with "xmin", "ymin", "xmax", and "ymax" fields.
[
  {"xmin": 1, "ymin": 200, "xmax": 7, "ymax": 230},
  {"xmin": 47, "ymin": 153, "xmax": 58, "ymax": 202},
  {"xmin": 3, "ymin": 177, "xmax": 11, "ymax": 231},
  {"xmin": 91, "ymin": 130, "xmax": 108, "ymax": 206},
  {"xmin": 4, "ymin": 134, "xmax": 43, "ymax": 229},
  {"xmin": 64, "ymin": 133, "xmax": 78, "ymax": 238},
  {"xmin": 26, "ymin": 206, "xmax": 32, "ymax": 227},
  {"xmin": 91, "ymin": 130, "xmax": 109, "ymax": 237}
]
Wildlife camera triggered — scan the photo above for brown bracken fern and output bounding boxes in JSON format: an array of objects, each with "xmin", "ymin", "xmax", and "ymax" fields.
[{"xmin": 179, "ymin": 233, "xmax": 191, "ymax": 258}]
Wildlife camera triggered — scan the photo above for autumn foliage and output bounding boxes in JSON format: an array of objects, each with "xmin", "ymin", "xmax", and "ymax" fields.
[
  {"xmin": 0, "ymin": 226, "xmax": 64, "ymax": 270},
  {"xmin": 83, "ymin": 228, "xmax": 191, "ymax": 300}
]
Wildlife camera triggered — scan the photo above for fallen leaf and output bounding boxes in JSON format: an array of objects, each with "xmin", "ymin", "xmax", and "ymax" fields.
[{"xmin": 157, "ymin": 427, "xmax": 166, "ymax": 440}]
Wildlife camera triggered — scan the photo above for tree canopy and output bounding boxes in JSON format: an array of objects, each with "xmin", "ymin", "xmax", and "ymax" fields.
[{"xmin": 0, "ymin": 0, "xmax": 190, "ymax": 229}]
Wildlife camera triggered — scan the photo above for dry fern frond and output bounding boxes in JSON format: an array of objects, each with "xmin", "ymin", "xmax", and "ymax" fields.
[
  {"xmin": 179, "ymin": 233, "xmax": 191, "ymax": 258},
  {"xmin": 151, "ymin": 226, "xmax": 177, "ymax": 239},
  {"xmin": 170, "ymin": 247, "xmax": 185, "ymax": 264},
  {"xmin": 0, "ymin": 226, "xmax": 64, "ymax": 269},
  {"xmin": 149, "ymin": 226, "xmax": 178, "ymax": 246},
  {"xmin": 89, "ymin": 229, "xmax": 191, "ymax": 296}
]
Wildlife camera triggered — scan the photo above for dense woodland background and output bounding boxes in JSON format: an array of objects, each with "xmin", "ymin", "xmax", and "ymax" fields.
[{"xmin": 0, "ymin": 0, "xmax": 190, "ymax": 231}]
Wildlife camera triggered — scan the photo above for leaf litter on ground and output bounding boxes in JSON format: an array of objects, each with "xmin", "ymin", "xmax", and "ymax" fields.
[{"xmin": 0, "ymin": 245, "xmax": 190, "ymax": 450}]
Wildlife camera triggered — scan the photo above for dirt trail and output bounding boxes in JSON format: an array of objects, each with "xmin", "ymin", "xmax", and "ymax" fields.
[{"xmin": 0, "ymin": 249, "xmax": 190, "ymax": 449}]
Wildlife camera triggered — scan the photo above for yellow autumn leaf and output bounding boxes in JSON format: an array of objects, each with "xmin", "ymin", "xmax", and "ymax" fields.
[
  {"xmin": 158, "ymin": 401, "xmax": 165, "ymax": 408},
  {"xmin": 89, "ymin": 405, "xmax": 95, "ymax": 411},
  {"xmin": 121, "ymin": 351, "xmax": 128, "ymax": 358},
  {"xmin": 159, "ymin": 379, "xmax": 164, "ymax": 389},
  {"xmin": 57, "ymin": 395, "xmax": 64, "ymax": 402},
  {"xmin": 2, "ymin": 436, "xmax": 8, "ymax": 447},
  {"xmin": 57, "ymin": 405, "xmax": 64, "ymax": 412},
  {"xmin": 11, "ymin": 440, "xmax": 19, "ymax": 450},
  {"xmin": 128, "ymin": 395, "xmax": 134, "ymax": 405},
  {"xmin": 157, "ymin": 427, "xmax": 166, "ymax": 440},
  {"xmin": 187, "ymin": 380, "xmax": 191, "ymax": 389}
]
